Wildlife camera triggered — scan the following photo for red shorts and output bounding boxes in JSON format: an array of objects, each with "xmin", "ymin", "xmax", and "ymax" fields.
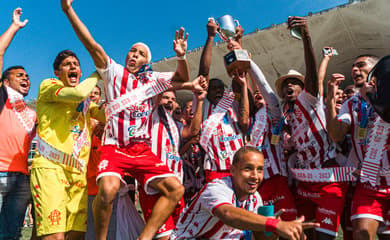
[
  {"xmin": 97, "ymin": 143, "xmax": 177, "ymax": 195},
  {"xmin": 351, "ymin": 182, "xmax": 390, "ymax": 234},
  {"xmin": 204, "ymin": 170, "xmax": 231, "ymax": 183},
  {"xmin": 139, "ymin": 188, "xmax": 185, "ymax": 238},
  {"xmin": 295, "ymin": 181, "xmax": 348, "ymax": 237},
  {"xmin": 258, "ymin": 175, "xmax": 297, "ymax": 221}
]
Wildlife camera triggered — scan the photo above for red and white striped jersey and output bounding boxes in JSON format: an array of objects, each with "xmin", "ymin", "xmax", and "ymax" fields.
[
  {"xmin": 250, "ymin": 108, "xmax": 287, "ymax": 179},
  {"xmin": 288, "ymin": 91, "xmax": 337, "ymax": 168},
  {"xmin": 171, "ymin": 176, "xmax": 262, "ymax": 239},
  {"xmin": 339, "ymin": 94, "xmax": 390, "ymax": 186},
  {"xmin": 150, "ymin": 108, "xmax": 183, "ymax": 182},
  {"xmin": 202, "ymin": 99, "xmax": 244, "ymax": 171},
  {"xmin": 97, "ymin": 57, "xmax": 173, "ymax": 147}
]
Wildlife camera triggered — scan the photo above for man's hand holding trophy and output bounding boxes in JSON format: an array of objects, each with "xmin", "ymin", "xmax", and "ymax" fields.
[{"xmin": 210, "ymin": 15, "xmax": 251, "ymax": 76}]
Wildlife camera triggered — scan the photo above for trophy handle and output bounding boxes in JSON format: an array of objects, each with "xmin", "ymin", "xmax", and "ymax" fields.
[
  {"xmin": 234, "ymin": 19, "xmax": 240, "ymax": 27},
  {"xmin": 217, "ymin": 31, "xmax": 228, "ymax": 41}
]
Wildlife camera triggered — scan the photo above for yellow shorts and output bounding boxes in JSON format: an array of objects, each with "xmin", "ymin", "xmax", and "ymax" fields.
[{"xmin": 30, "ymin": 167, "xmax": 88, "ymax": 236}]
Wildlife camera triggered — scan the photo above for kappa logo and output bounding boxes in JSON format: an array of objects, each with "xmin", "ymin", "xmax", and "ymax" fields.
[
  {"xmin": 159, "ymin": 223, "xmax": 167, "ymax": 232},
  {"xmin": 98, "ymin": 160, "xmax": 109, "ymax": 171},
  {"xmin": 322, "ymin": 217, "xmax": 333, "ymax": 226}
]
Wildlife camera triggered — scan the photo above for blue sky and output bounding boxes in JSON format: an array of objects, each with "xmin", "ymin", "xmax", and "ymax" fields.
[{"xmin": 1, "ymin": 0, "xmax": 348, "ymax": 100}]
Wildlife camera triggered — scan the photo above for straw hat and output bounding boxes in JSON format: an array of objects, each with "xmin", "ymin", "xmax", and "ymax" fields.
[{"xmin": 274, "ymin": 69, "xmax": 304, "ymax": 98}]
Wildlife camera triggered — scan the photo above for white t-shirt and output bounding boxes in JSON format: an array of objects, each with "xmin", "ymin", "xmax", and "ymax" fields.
[
  {"xmin": 289, "ymin": 90, "xmax": 337, "ymax": 168},
  {"xmin": 97, "ymin": 57, "xmax": 173, "ymax": 147},
  {"xmin": 171, "ymin": 176, "xmax": 263, "ymax": 239}
]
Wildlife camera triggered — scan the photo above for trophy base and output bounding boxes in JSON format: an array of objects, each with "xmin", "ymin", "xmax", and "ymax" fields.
[{"xmin": 224, "ymin": 49, "xmax": 250, "ymax": 75}]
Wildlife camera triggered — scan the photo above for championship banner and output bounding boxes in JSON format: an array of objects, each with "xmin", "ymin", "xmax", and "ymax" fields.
[
  {"xmin": 105, "ymin": 74, "xmax": 173, "ymax": 120},
  {"xmin": 248, "ymin": 107, "xmax": 267, "ymax": 146},
  {"xmin": 360, "ymin": 117, "xmax": 390, "ymax": 186},
  {"xmin": 37, "ymin": 136, "xmax": 85, "ymax": 172},
  {"xmin": 290, "ymin": 167, "xmax": 356, "ymax": 182}
]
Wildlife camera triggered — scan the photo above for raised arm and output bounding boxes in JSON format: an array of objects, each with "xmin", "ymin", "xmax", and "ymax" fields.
[
  {"xmin": 318, "ymin": 47, "xmax": 335, "ymax": 97},
  {"xmin": 198, "ymin": 19, "xmax": 218, "ymax": 81},
  {"xmin": 40, "ymin": 72, "xmax": 99, "ymax": 103},
  {"xmin": 0, "ymin": 8, "xmax": 28, "ymax": 79},
  {"xmin": 248, "ymin": 60, "xmax": 281, "ymax": 120},
  {"xmin": 61, "ymin": 0, "xmax": 107, "ymax": 69},
  {"xmin": 233, "ymin": 70, "xmax": 250, "ymax": 134},
  {"xmin": 326, "ymin": 73, "xmax": 351, "ymax": 142},
  {"xmin": 288, "ymin": 16, "xmax": 318, "ymax": 97},
  {"xmin": 181, "ymin": 76, "xmax": 208, "ymax": 139},
  {"xmin": 172, "ymin": 27, "xmax": 190, "ymax": 83}
]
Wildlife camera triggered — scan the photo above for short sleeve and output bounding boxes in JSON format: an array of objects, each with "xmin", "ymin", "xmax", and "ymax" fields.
[
  {"xmin": 199, "ymin": 180, "xmax": 233, "ymax": 216},
  {"xmin": 298, "ymin": 90, "xmax": 321, "ymax": 107},
  {"xmin": 155, "ymin": 72, "xmax": 174, "ymax": 86},
  {"xmin": 38, "ymin": 78, "xmax": 65, "ymax": 102},
  {"xmin": 96, "ymin": 56, "xmax": 124, "ymax": 85},
  {"xmin": 338, "ymin": 100, "xmax": 352, "ymax": 125}
]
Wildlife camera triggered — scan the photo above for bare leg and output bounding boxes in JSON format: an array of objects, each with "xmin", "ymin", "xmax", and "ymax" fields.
[
  {"xmin": 93, "ymin": 176, "xmax": 120, "ymax": 240},
  {"xmin": 65, "ymin": 231, "xmax": 85, "ymax": 240},
  {"xmin": 352, "ymin": 218, "xmax": 379, "ymax": 240},
  {"xmin": 138, "ymin": 176, "xmax": 184, "ymax": 240},
  {"xmin": 41, "ymin": 232, "xmax": 65, "ymax": 240}
]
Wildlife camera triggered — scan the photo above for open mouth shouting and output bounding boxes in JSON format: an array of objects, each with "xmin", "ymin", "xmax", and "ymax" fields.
[{"xmin": 68, "ymin": 72, "xmax": 79, "ymax": 85}]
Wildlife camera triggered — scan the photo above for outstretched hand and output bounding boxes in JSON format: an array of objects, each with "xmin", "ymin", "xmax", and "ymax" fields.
[
  {"xmin": 327, "ymin": 73, "xmax": 345, "ymax": 100},
  {"xmin": 232, "ymin": 70, "xmax": 247, "ymax": 86},
  {"xmin": 12, "ymin": 8, "xmax": 28, "ymax": 28},
  {"xmin": 207, "ymin": 18, "xmax": 219, "ymax": 37},
  {"xmin": 173, "ymin": 27, "xmax": 189, "ymax": 57},
  {"xmin": 234, "ymin": 25, "xmax": 244, "ymax": 40},
  {"xmin": 192, "ymin": 75, "xmax": 208, "ymax": 100},
  {"xmin": 322, "ymin": 47, "xmax": 335, "ymax": 58},
  {"xmin": 287, "ymin": 16, "xmax": 308, "ymax": 35},
  {"xmin": 276, "ymin": 215, "xmax": 319, "ymax": 240},
  {"xmin": 61, "ymin": 0, "xmax": 73, "ymax": 12}
]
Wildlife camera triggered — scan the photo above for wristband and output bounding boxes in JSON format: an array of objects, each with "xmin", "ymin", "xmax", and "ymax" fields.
[
  {"xmin": 265, "ymin": 218, "xmax": 280, "ymax": 233},
  {"xmin": 177, "ymin": 55, "xmax": 186, "ymax": 60}
]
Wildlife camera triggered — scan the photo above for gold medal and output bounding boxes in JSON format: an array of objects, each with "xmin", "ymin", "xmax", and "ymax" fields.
[
  {"xmin": 271, "ymin": 134, "xmax": 280, "ymax": 145},
  {"xmin": 357, "ymin": 127, "xmax": 368, "ymax": 140}
]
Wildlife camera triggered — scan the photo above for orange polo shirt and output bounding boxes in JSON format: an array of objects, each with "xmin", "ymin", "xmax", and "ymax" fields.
[{"xmin": 0, "ymin": 99, "xmax": 36, "ymax": 175}]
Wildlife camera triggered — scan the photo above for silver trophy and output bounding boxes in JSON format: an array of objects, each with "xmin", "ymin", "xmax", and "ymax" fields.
[
  {"xmin": 210, "ymin": 15, "xmax": 250, "ymax": 75},
  {"xmin": 215, "ymin": 15, "xmax": 240, "ymax": 41}
]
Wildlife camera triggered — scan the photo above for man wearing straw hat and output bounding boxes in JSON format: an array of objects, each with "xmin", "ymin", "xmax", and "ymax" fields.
[{"xmin": 275, "ymin": 16, "xmax": 349, "ymax": 240}]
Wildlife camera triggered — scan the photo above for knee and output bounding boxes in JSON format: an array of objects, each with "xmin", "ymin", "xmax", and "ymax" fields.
[
  {"xmin": 353, "ymin": 228, "xmax": 371, "ymax": 240},
  {"xmin": 163, "ymin": 178, "xmax": 185, "ymax": 201},
  {"xmin": 170, "ymin": 181, "xmax": 185, "ymax": 201},
  {"xmin": 96, "ymin": 179, "xmax": 120, "ymax": 205}
]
